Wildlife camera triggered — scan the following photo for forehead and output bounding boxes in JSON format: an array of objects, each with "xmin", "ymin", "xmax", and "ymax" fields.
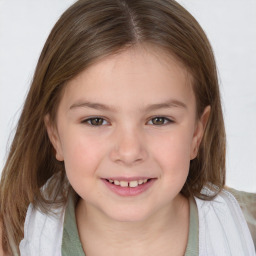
[{"xmin": 60, "ymin": 45, "xmax": 195, "ymax": 112}]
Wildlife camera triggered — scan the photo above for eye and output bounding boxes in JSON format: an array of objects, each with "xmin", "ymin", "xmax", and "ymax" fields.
[
  {"xmin": 82, "ymin": 117, "xmax": 108, "ymax": 126},
  {"xmin": 148, "ymin": 117, "xmax": 173, "ymax": 125}
]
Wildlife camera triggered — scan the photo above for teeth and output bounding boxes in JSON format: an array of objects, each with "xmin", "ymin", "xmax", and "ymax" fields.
[
  {"xmin": 120, "ymin": 181, "xmax": 128, "ymax": 187},
  {"xmin": 114, "ymin": 180, "xmax": 120, "ymax": 185},
  {"xmin": 108, "ymin": 179, "xmax": 150, "ymax": 187},
  {"xmin": 129, "ymin": 180, "xmax": 138, "ymax": 187}
]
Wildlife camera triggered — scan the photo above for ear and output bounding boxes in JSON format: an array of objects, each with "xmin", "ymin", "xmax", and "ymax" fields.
[
  {"xmin": 190, "ymin": 105, "xmax": 211, "ymax": 160},
  {"xmin": 44, "ymin": 114, "xmax": 64, "ymax": 161}
]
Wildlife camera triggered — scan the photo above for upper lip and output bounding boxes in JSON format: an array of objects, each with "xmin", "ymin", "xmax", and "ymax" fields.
[{"xmin": 102, "ymin": 176, "xmax": 155, "ymax": 181}]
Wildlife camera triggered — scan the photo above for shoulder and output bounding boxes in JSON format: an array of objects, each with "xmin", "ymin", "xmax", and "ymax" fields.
[
  {"xmin": 195, "ymin": 188, "xmax": 252, "ymax": 232},
  {"xmin": 194, "ymin": 188, "xmax": 256, "ymax": 255},
  {"xmin": 19, "ymin": 203, "xmax": 65, "ymax": 256},
  {"xmin": 195, "ymin": 188, "xmax": 248, "ymax": 227},
  {"xmin": 225, "ymin": 187, "xmax": 256, "ymax": 248}
]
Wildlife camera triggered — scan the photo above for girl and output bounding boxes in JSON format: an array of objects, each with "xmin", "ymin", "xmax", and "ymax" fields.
[{"xmin": 0, "ymin": 0, "xmax": 255, "ymax": 255}]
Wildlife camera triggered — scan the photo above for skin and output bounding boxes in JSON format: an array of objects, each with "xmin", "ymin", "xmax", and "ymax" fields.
[{"xmin": 45, "ymin": 45, "xmax": 210, "ymax": 256}]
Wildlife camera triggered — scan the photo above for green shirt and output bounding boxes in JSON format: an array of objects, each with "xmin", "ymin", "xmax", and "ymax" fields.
[{"xmin": 61, "ymin": 194, "xmax": 199, "ymax": 256}]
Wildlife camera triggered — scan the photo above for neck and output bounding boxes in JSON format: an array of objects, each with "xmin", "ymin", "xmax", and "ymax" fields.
[{"xmin": 76, "ymin": 194, "xmax": 189, "ymax": 256}]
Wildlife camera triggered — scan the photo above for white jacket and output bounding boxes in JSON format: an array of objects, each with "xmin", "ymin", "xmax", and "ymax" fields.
[{"xmin": 19, "ymin": 189, "xmax": 255, "ymax": 256}]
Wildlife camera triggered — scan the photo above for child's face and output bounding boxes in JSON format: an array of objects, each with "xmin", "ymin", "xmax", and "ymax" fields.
[{"xmin": 46, "ymin": 45, "xmax": 209, "ymax": 222}]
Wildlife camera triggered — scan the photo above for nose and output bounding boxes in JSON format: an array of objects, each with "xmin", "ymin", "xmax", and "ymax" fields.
[{"xmin": 109, "ymin": 126, "xmax": 148, "ymax": 166}]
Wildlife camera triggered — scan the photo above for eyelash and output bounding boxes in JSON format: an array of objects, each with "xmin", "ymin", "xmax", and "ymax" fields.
[{"xmin": 81, "ymin": 116, "xmax": 174, "ymax": 126}]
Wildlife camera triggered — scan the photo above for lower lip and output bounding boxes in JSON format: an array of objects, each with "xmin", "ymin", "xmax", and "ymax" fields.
[{"xmin": 102, "ymin": 179, "xmax": 156, "ymax": 197}]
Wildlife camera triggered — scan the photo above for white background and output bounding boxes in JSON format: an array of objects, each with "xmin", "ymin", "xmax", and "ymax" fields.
[{"xmin": 0, "ymin": 0, "xmax": 255, "ymax": 192}]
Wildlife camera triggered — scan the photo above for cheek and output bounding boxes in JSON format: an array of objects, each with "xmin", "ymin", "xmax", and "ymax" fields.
[
  {"xmin": 152, "ymin": 129, "xmax": 192, "ymax": 162},
  {"xmin": 150, "ymin": 129, "xmax": 192, "ymax": 181},
  {"xmin": 59, "ymin": 131, "xmax": 105, "ymax": 185}
]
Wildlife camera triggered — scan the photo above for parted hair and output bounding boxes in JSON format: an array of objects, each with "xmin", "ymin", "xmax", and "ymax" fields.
[{"xmin": 0, "ymin": 0, "xmax": 225, "ymax": 253}]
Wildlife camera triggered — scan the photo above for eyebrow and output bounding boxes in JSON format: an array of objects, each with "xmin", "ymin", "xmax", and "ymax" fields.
[{"xmin": 69, "ymin": 99, "xmax": 187, "ymax": 112}]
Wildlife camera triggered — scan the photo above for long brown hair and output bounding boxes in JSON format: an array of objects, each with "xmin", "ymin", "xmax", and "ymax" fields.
[{"xmin": 0, "ymin": 0, "xmax": 225, "ymax": 253}]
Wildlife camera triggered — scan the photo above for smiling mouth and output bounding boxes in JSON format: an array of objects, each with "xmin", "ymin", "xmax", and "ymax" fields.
[
  {"xmin": 105, "ymin": 178, "xmax": 152, "ymax": 188},
  {"xmin": 102, "ymin": 178, "xmax": 156, "ymax": 196}
]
